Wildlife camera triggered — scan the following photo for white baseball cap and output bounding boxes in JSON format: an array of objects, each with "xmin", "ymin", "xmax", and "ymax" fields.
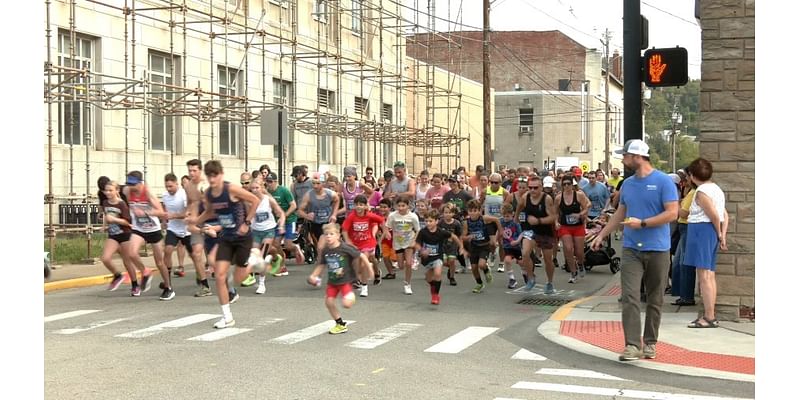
[
  {"xmin": 615, "ymin": 139, "xmax": 650, "ymax": 157},
  {"xmin": 543, "ymin": 176, "xmax": 555, "ymax": 188}
]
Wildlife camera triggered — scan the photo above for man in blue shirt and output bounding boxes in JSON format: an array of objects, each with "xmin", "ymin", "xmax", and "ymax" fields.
[
  {"xmin": 590, "ymin": 139, "xmax": 678, "ymax": 362},
  {"xmin": 582, "ymin": 171, "xmax": 610, "ymax": 219}
]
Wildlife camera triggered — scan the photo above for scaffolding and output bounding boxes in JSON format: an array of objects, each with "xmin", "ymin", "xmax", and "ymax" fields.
[{"xmin": 44, "ymin": 0, "xmax": 470, "ymax": 261}]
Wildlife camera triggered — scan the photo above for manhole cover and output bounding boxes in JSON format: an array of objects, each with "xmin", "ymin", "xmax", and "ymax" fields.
[{"xmin": 516, "ymin": 297, "xmax": 572, "ymax": 306}]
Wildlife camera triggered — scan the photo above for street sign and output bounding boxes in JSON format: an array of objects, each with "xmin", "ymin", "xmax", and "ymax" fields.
[
  {"xmin": 580, "ymin": 161, "xmax": 590, "ymax": 173},
  {"xmin": 642, "ymin": 47, "xmax": 689, "ymax": 87}
]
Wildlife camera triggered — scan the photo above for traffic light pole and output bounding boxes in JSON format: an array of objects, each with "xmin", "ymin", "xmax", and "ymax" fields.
[
  {"xmin": 483, "ymin": 0, "xmax": 492, "ymax": 172},
  {"xmin": 623, "ymin": 0, "xmax": 642, "ymax": 176}
]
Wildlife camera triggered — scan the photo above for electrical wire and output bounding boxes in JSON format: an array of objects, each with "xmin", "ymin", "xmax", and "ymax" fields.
[{"xmin": 642, "ymin": 1, "xmax": 700, "ymax": 27}]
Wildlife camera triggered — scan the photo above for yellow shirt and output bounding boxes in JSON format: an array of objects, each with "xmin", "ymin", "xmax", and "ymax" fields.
[
  {"xmin": 678, "ymin": 189, "xmax": 696, "ymax": 224},
  {"xmin": 607, "ymin": 176, "xmax": 623, "ymax": 190}
]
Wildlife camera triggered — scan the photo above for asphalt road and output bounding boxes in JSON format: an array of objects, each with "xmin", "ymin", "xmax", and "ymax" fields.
[{"xmin": 45, "ymin": 257, "xmax": 754, "ymax": 400}]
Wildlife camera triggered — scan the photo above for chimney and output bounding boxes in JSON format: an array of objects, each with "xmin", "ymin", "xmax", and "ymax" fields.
[{"xmin": 611, "ymin": 50, "xmax": 622, "ymax": 80}]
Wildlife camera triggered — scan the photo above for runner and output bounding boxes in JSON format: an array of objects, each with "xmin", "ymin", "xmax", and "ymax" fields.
[
  {"xmin": 583, "ymin": 171, "xmax": 611, "ymax": 220},
  {"xmin": 98, "ymin": 179, "xmax": 137, "ymax": 293},
  {"xmin": 239, "ymin": 173, "xmax": 259, "ymax": 287},
  {"xmin": 499, "ymin": 204, "xmax": 523, "ymax": 289},
  {"xmin": 415, "ymin": 209, "xmax": 465, "ymax": 305},
  {"xmin": 462, "ymin": 199, "xmax": 501, "ymax": 293},
  {"xmin": 415, "ymin": 170, "xmax": 431, "ymax": 202},
  {"xmin": 339, "ymin": 166, "xmax": 373, "ymax": 218},
  {"xmin": 249, "ymin": 181, "xmax": 286, "ymax": 294},
  {"xmin": 123, "ymin": 171, "xmax": 173, "ymax": 300},
  {"xmin": 162, "ymin": 173, "xmax": 192, "ymax": 283},
  {"xmin": 187, "ymin": 160, "xmax": 261, "ymax": 329},
  {"xmin": 184, "ymin": 159, "xmax": 213, "ymax": 297},
  {"xmin": 517, "ymin": 175, "xmax": 558, "ymax": 293},
  {"xmin": 501, "ymin": 169, "xmax": 517, "ymax": 193},
  {"xmin": 265, "ymin": 172, "xmax": 304, "ymax": 270},
  {"xmin": 442, "ymin": 174, "xmax": 473, "ymax": 219},
  {"xmin": 307, "ymin": 223, "xmax": 372, "ymax": 334},
  {"xmin": 480, "ymin": 173, "xmax": 511, "ymax": 271},
  {"xmin": 376, "ymin": 198, "xmax": 398, "ymax": 280},
  {"xmin": 555, "ymin": 175, "xmax": 590, "ymax": 284},
  {"xmin": 291, "ymin": 165, "xmax": 314, "ymax": 261},
  {"xmin": 342, "ymin": 194, "xmax": 387, "ymax": 297},
  {"xmin": 383, "ymin": 161, "xmax": 416, "ymax": 205},
  {"xmin": 438, "ymin": 203, "xmax": 463, "ymax": 286},
  {"xmin": 297, "ymin": 173, "xmax": 340, "ymax": 254},
  {"xmin": 385, "ymin": 195, "xmax": 421, "ymax": 295},
  {"xmin": 362, "ymin": 166, "xmax": 378, "ymax": 188},
  {"xmin": 424, "ymin": 173, "xmax": 449, "ymax": 211}
]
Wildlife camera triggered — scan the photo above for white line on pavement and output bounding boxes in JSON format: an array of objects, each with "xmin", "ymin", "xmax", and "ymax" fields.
[
  {"xmin": 268, "ymin": 320, "xmax": 356, "ymax": 345},
  {"xmin": 511, "ymin": 348, "xmax": 547, "ymax": 361},
  {"xmin": 44, "ymin": 310, "xmax": 101, "ymax": 323},
  {"xmin": 535, "ymin": 368, "xmax": 627, "ymax": 381},
  {"xmin": 511, "ymin": 381, "xmax": 753, "ymax": 400},
  {"xmin": 346, "ymin": 323, "xmax": 423, "ymax": 349},
  {"xmin": 53, "ymin": 318, "xmax": 130, "ymax": 335},
  {"xmin": 424, "ymin": 326, "xmax": 499, "ymax": 354},
  {"xmin": 114, "ymin": 314, "xmax": 220, "ymax": 339},
  {"xmin": 187, "ymin": 328, "xmax": 253, "ymax": 342}
]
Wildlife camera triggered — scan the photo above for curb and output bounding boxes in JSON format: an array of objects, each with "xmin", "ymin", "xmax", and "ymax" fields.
[{"xmin": 44, "ymin": 271, "xmax": 150, "ymax": 293}]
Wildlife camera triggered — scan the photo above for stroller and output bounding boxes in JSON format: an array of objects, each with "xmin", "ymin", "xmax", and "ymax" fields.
[
  {"xmin": 290, "ymin": 221, "xmax": 317, "ymax": 265},
  {"xmin": 582, "ymin": 210, "xmax": 621, "ymax": 274}
]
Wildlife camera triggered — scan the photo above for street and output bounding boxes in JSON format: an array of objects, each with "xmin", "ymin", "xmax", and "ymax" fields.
[{"xmin": 45, "ymin": 261, "xmax": 754, "ymax": 400}]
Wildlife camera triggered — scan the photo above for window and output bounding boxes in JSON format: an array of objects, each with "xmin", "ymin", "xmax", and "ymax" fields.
[
  {"xmin": 519, "ymin": 108, "xmax": 534, "ymax": 134},
  {"xmin": 314, "ymin": 0, "xmax": 327, "ymax": 23},
  {"xmin": 218, "ymin": 66, "xmax": 242, "ymax": 156},
  {"xmin": 383, "ymin": 142, "xmax": 393, "ymax": 165},
  {"xmin": 352, "ymin": 0, "xmax": 363, "ymax": 34},
  {"xmin": 149, "ymin": 51, "xmax": 177, "ymax": 151},
  {"xmin": 318, "ymin": 133, "xmax": 331, "ymax": 163},
  {"xmin": 57, "ymin": 31, "xmax": 95, "ymax": 145},
  {"xmin": 318, "ymin": 88, "xmax": 335, "ymax": 111},
  {"xmin": 355, "ymin": 139, "xmax": 365, "ymax": 164},
  {"xmin": 355, "ymin": 96, "xmax": 369, "ymax": 117},
  {"xmin": 272, "ymin": 78, "xmax": 292, "ymax": 106},
  {"xmin": 382, "ymin": 103, "xmax": 392, "ymax": 123}
]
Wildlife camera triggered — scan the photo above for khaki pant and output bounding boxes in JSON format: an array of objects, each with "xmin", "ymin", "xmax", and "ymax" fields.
[{"xmin": 620, "ymin": 248, "xmax": 670, "ymax": 348}]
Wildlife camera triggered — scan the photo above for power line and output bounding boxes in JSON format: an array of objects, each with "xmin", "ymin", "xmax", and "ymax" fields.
[{"xmin": 642, "ymin": 1, "xmax": 700, "ymax": 27}]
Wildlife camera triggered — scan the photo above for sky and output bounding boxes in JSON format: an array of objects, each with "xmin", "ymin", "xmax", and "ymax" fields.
[{"xmin": 401, "ymin": 0, "xmax": 702, "ymax": 79}]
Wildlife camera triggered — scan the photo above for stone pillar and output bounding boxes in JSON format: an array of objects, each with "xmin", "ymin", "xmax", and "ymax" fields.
[{"xmin": 698, "ymin": 0, "xmax": 755, "ymax": 321}]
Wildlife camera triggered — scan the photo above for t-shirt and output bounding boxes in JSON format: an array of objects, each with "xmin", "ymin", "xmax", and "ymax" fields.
[
  {"xmin": 678, "ymin": 189, "xmax": 696, "ymax": 224},
  {"xmin": 342, "ymin": 211, "xmax": 384, "ymax": 250},
  {"xmin": 102, "ymin": 199, "xmax": 131, "ymax": 236},
  {"xmin": 442, "ymin": 189, "xmax": 473, "ymax": 218},
  {"xmin": 607, "ymin": 176, "xmax": 623, "ymax": 191},
  {"xmin": 425, "ymin": 186, "xmax": 450, "ymax": 210},
  {"xmin": 386, "ymin": 211, "xmax": 420, "ymax": 250},
  {"xmin": 500, "ymin": 218, "xmax": 522, "ymax": 249},
  {"xmin": 415, "ymin": 227, "xmax": 452, "ymax": 264},
  {"xmin": 321, "ymin": 243, "xmax": 362, "ymax": 286},
  {"xmin": 582, "ymin": 183, "xmax": 610, "ymax": 218},
  {"xmin": 688, "ymin": 183, "xmax": 726, "ymax": 224},
  {"xmin": 269, "ymin": 185, "xmax": 297, "ymax": 223},
  {"xmin": 619, "ymin": 170, "xmax": 679, "ymax": 252},
  {"xmin": 162, "ymin": 188, "xmax": 189, "ymax": 237}
]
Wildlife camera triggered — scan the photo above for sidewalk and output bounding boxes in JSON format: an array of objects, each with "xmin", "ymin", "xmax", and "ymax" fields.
[
  {"xmin": 44, "ymin": 256, "xmax": 158, "ymax": 293},
  {"xmin": 539, "ymin": 274, "xmax": 755, "ymax": 383}
]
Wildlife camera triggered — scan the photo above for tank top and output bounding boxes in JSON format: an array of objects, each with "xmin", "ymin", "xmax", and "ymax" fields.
[
  {"xmin": 292, "ymin": 177, "xmax": 313, "ymax": 210},
  {"xmin": 514, "ymin": 193, "xmax": 526, "ymax": 225},
  {"xmin": 206, "ymin": 182, "xmax": 247, "ymax": 239},
  {"xmin": 527, "ymin": 192, "xmax": 555, "ymax": 236},
  {"xmin": 102, "ymin": 199, "xmax": 131, "ymax": 236},
  {"xmin": 559, "ymin": 192, "xmax": 583, "ymax": 226},
  {"xmin": 308, "ymin": 189, "xmax": 334, "ymax": 224},
  {"xmin": 252, "ymin": 196, "xmax": 277, "ymax": 231},
  {"xmin": 466, "ymin": 217, "xmax": 490, "ymax": 247},
  {"xmin": 416, "ymin": 183, "xmax": 431, "ymax": 201},
  {"xmin": 389, "ymin": 177, "xmax": 410, "ymax": 196},
  {"xmin": 484, "ymin": 187, "xmax": 505, "ymax": 217},
  {"xmin": 342, "ymin": 181, "xmax": 364, "ymax": 213},
  {"xmin": 128, "ymin": 187, "xmax": 161, "ymax": 233}
]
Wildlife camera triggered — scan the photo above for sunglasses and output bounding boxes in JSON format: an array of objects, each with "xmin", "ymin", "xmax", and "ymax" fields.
[
  {"xmin": 366, "ymin": 171, "xmax": 373, "ymax": 174},
  {"xmin": 530, "ymin": 185, "xmax": 541, "ymax": 189},
  {"xmin": 241, "ymin": 181, "xmax": 251, "ymax": 185},
  {"xmin": 490, "ymin": 181, "xmax": 501, "ymax": 184},
  {"xmin": 562, "ymin": 182, "xmax": 573, "ymax": 186}
]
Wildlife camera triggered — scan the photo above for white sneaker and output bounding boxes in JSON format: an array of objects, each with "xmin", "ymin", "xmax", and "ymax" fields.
[
  {"xmin": 360, "ymin": 285, "xmax": 369, "ymax": 297},
  {"xmin": 403, "ymin": 283, "xmax": 413, "ymax": 295},
  {"xmin": 496, "ymin": 264, "xmax": 505, "ymax": 273},
  {"xmin": 255, "ymin": 283, "xmax": 266, "ymax": 295},
  {"xmin": 213, "ymin": 317, "xmax": 235, "ymax": 329}
]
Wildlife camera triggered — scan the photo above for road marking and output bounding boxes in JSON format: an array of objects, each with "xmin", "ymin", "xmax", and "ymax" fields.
[
  {"xmin": 550, "ymin": 296, "xmax": 595, "ymax": 321},
  {"xmin": 511, "ymin": 348, "xmax": 547, "ymax": 361},
  {"xmin": 268, "ymin": 320, "xmax": 355, "ymax": 345},
  {"xmin": 371, "ymin": 368, "xmax": 385, "ymax": 374},
  {"xmin": 535, "ymin": 368, "xmax": 626, "ymax": 381},
  {"xmin": 424, "ymin": 326, "xmax": 499, "ymax": 354},
  {"xmin": 510, "ymin": 381, "xmax": 753, "ymax": 400},
  {"xmin": 187, "ymin": 328, "xmax": 253, "ymax": 342},
  {"xmin": 346, "ymin": 323, "xmax": 423, "ymax": 350},
  {"xmin": 44, "ymin": 310, "xmax": 101, "ymax": 323},
  {"xmin": 255, "ymin": 317, "xmax": 285, "ymax": 326},
  {"xmin": 53, "ymin": 318, "xmax": 129, "ymax": 335},
  {"xmin": 115, "ymin": 314, "xmax": 220, "ymax": 338}
]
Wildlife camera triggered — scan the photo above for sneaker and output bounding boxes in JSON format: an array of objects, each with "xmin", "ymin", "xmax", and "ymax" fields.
[
  {"xmin": 403, "ymin": 283, "xmax": 413, "ymax": 295},
  {"xmin": 411, "ymin": 259, "xmax": 419, "ymax": 271},
  {"xmin": 270, "ymin": 256, "xmax": 284, "ymax": 276},
  {"xmin": 159, "ymin": 287, "xmax": 175, "ymax": 301},
  {"xmin": 456, "ymin": 266, "xmax": 466, "ymax": 274},
  {"xmin": 360, "ymin": 285, "xmax": 369, "ymax": 297},
  {"xmin": 352, "ymin": 280, "xmax": 363, "ymax": 289},
  {"xmin": 329, "ymin": 323, "xmax": 348, "ymax": 334},
  {"xmin": 277, "ymin": 266, "xmax": 289, "ymax": 277},
  {"xmin": 485, "ymin": 269, "xmax": 493, "ymax": 284},
  {"xmin": 213, "ymin": 317, "xmax": 235, "ymax": 329},
  {"xmin": 131, "ymin": 287, "xmax": 142, "ymax": 297},
  {"xmin": 449, "ymin": 276, "xmax": 457, "ymax": 286},
  {"xmin": 619, "ymin": 345, "xmax": 643, "ymax": 361},
  {"xmin": 507, "ymin": 278, "xmax": 517, "ymax": 289},
  {"xmin": 174, "ymin": 266, "xmax": 185, "ymax": 277},
  {"xmin": 643, "ymin": 344, "xmax": 656, "ymax": 359},
  {"xmin": 108, "ymin": 274, "xmax": 125, "ymax": 291},
  {"xmin": 544, "ymin": 282, "xmax": 555, "ymax": 294},
  {"xmin": 472, "ymin": 283, "xmax": 485, "ymax": 294},
  {"xmin": 579, "ymin": 266, "xmax": 586, "ymax": 278},
  {"xmin": 614, "ymin": 232, "xmax": 620, "ymax": 240},
  {"xmin": 229, "ymin": 291, "xmax": 240, "ymax": 304},
  {"xmin": 241, "ymin": 274, "xmax": 256, "ymax": 287},
  {"xmin": 142, "ymin": 274, "xmax": 153, "ymax": 293},
  {"xmin": 431, "ymin": 294, "xmax": 440, "ymax": 305},
  {"xmin": 496, "ymin": 265, "xmax": 505, "ymax": 273},
  {"xmin": 568, "ymin": 272, "xmax": 577, "ymax": 284},
  {"xmin": 373, "ymin": 277, "xmax": 382, "ymax": 286},
  {"xmin": 255, "ymin": 283, "xmax": 266, "ymax": 295},
  {"xmin": 194, "ymin": 287, "xmax": 213, "ymax": 297},
  {"xmin": 382, "ymin": 273, "xmax": 396, "ymax": 280},
  {"xmin": 524, "ymin": 280, "xmax": 535, "ymax": 292}
]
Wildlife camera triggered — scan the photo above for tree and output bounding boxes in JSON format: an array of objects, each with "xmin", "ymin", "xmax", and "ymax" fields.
[{"xmin": 644, "ymin": 79, "xmax": 700, "ymax": 172}]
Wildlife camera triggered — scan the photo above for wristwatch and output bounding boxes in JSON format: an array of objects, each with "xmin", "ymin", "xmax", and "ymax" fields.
[{"xmin": 641, "ymin": 219, "xmax": 647, "ymax": 228}]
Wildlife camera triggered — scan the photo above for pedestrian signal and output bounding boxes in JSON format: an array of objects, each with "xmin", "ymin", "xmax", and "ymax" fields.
[{"xmin": 642, "ymin": 47, "xmax": 688, "ymax": 87}]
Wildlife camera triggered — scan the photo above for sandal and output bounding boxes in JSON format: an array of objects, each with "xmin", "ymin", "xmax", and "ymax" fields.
[{"xmin": 688, "ymin": 316, "xmax": 719, "ymax": 328}]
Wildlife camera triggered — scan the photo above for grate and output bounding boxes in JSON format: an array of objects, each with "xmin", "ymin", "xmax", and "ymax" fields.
[{"xmin": 516, "ymin": 297, "xmax": 572, "ymax": 306}]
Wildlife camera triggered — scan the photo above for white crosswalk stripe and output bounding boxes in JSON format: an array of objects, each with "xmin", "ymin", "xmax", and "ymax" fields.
[
  {"xmin": 510, "ymin": 381, "xmax": 753, "ymax": 400},
  {"xmin": 268, "ymin": 320, "xmax": 356, "ymax": 345},
  {"xmin": 187, "ymin": 328, "xmax": 253, "ymax": 342},
  {"xmin": 424, "ymin": 326, "xmax": 499, "ymax": 354},
  {"xmin": 53, "ymin": 318, "xmax": 130, "ymax": 335},
  {"xmin": 115, "ymin": 314, "xmax": 220, "ymax": 339},
  {"xmin": 511, "ymin": 348, "xmax": 547, "ymax": 361},
  {"xmin": 535, "ymin": 368, "xmax": 626, "ymax": 381},
  {"xmin": 346, "ymin": 323, "xmax": 423, "ymax": 349},
  {"xmin": 44, "ymin": 310, "xmax": 101, "ymax": 323}
]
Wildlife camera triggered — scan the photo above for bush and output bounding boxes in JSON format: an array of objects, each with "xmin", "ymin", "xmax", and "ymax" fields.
[{"xmin": 44, "ymin": 233, "xmax": 106, "ymax": 264}]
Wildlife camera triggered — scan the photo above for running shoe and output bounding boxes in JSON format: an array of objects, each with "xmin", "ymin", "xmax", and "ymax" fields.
[
  {"xmin": 544, "ymin": 282, "xmax": 555, "ymax": 294},
  {"xmin": 277, "ymin": 266, "xmax": 289, "ymax": 277},
  {"xmin": 360, "ymin": 285, "xmax": 369, "ymax": 297},
  {"xmin": 431, "ymin": 294, "xmax": 440, "ymax": 305},
  {"xmin": 159, "ymin": 287, "xmax": 175, "ymax": 301},
  {"xmin": 270, "ymin": 255, "xmax": 283, "ymax": 276},
  {"xmin": 241, "ymin": 274, "xmax": 256, "ymax": 287},
  {"xmin": 382, "ymin": 273, "xmax": 396, "ymax": 280},
  {"xmin": 373, "ymin": 277, "xmax": 382, "ymax": 286},
  {"xmin": 507, "ymin": 278, "xmax": 517, "ymax": 289},
  {"xmin": 213, "ymin": 317, "xmax": 235, "ymax": 329},
  {"xmin": 255, "ymin": 283, "xmax": 266, "ymax": 295},
  {"xmin": 485, "ymin": 269, "xmax": 493, "ymax": 284},
  {"xmin": 142, "ymin": 273, "xmax": 153, "ymax": 293},
  {"xmin": 449, "ymin": 276, "xmax": 457, "ymax": 286},
  {"xmin": 579, "ymin": 265, "xmax": 586, "ymax": 278},
  {"xmin": 352, "ymin": 280, "xmax": 362, "ymax": 289},
  {"xmin": 108, "ymin": 274, "xmax": 125, "ymax": 291},
  {"xmin": 194, "ymin": 287, "xmax": 213, "ymax": 297},
  {"xmin": 496, "ymin": 264, "xmax": 505, "ymax": 273},
  {"xmin": 403, "ymin": 283, "xmax": 413, "ymax": 295},
  {"xmin": 524, "ymin": 279, "xmax": 535, "ymax": 292},
  {"xmin": 568, "ymin": 272, "xmax": 577, "ymax": 284},
  {"xmin": 456, "ymin": 266, "xmax": 466, "ymax": 274},
  {"xmin": 472, "ymin": 283, "xmax": 485, "ymax": 294},
  {"xmin": 329, "ymin": 323, "xmax": 348, "ymax": 334},
  {"xmin": 131, "ymin": 287, "xmax": 141, "ymax": 297},
  {"xmin": 229, "ymin": 291, "xmax": 240, "ymax": 304},
  {"xmin": 174, "ymin": 266, "xmax": 185, "ymax": 277}
]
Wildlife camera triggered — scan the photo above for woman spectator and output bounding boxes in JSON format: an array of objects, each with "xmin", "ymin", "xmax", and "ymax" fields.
[
  {"xmin": 671, "ymin": 181, "xmax": 697, "ymax": 306},
  {"xmin": 416, "ymin": 170, "xmax": 431, "ymax": 202},
  {"xmin": 684, "ymin": 158, "xmax": 729, "ymax": 328}
]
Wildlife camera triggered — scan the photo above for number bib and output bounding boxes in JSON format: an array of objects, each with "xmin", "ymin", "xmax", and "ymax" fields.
[
  {"xmin": 255, "ymin": 212, "xmax": 271, "ymax": 223},
  {"xmin": 566, "ymin": 214, "xmax": 581, "ymax": 225},
  {"xmin": 218, "ymin": 213, "xmax": 236, "ymax": 228}
]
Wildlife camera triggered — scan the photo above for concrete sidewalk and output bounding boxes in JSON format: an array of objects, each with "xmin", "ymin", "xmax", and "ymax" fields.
[
  {"xmin": 44, "ymin": 256, "xmax": 159, "ymax": 292},
  {"xmin": 539, "ymin": 274, "xmax": 755, "ymax": 382}
]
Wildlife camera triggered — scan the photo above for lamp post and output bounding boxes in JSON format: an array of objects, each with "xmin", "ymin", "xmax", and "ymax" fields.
[{"xmin": 670, "ymin": 110, "xmax": 682, "ymax": 172}]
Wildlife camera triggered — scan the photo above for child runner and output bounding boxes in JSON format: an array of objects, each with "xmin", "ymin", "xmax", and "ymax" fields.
[
  {"xmin": 99, "ymin": 180, "xmax": 137, "ymax": 293},
  {"xmin": 500, "ymin": 204, "xmax": 523, "ymax": 289},
  {"xmin": 377, "ymin": 198, "xmax": 398, "ymax": 280},
  {"xmin": 342, "ymin": 195, "xmax": 388, "ymax": 297},
  {"xmin": 386, "ymin": 195, "xmax": 421, "ymax": 295},
  {"xmin": 438, "ymin": 203, "xmax": 463, "ymax": 286},
  {"xmin": 415, "ymin": 209, "xmax": 465, "ymax": 305},
  {"xmin": 249, "ymin": 182, "xmax": 286, "ymax": 294},
  {"xmin": 462, "ymin": 199, "xmax": 501, "ymax": 293},
  {"xmin": 308, "ymin": 223, "xmax": 372, "ymax": 334}
]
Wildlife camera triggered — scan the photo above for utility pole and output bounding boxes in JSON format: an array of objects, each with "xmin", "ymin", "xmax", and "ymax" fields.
[
  {"xmin": 670, "ymin": 102, "xmax": 682, "ymax": 172},
  {"xmin": 602, "ymin": 29, "xmax": 611, "ymax": 173},
  {"xmin": 483, "ymin": 0, "xmax": 492, "ymax": 171}
]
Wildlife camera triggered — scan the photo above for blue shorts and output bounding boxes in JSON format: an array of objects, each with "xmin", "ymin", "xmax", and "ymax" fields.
[
  {"xmin": 252, "ymin": 227, "xmax": 277, "ymax": 245},
  {"xmin": 683, "ymin": 222, "xmax": 719, "ymax": 271},
  {"xmin": 282, "ymin": 221, "xmax": 298, "ymax": 241}
]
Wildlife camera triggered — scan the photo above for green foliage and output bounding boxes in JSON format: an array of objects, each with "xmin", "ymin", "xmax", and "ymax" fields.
[
  {"xmin": 44, "ymin": 233, "xmax": 106, "ymax": 264},
  {"xmin": 644, "ymin": 80, "xmax": 700, "ymax": 172}
]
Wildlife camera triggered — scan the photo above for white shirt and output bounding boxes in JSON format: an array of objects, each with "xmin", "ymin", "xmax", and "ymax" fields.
[
  {"xmin": 688, "ymin": 182, "xmax": 726, "ymax": 224},
  {"xmin": 252, "ymin": 196, "xmax": 277, "ymax": 231},
  {"xmin": 162, "ymin": 188, "xmax": 189, "ymax": 237},
  {"xmin": 386, "ymin": 211, "xmax": 420, "ymax": 250}
]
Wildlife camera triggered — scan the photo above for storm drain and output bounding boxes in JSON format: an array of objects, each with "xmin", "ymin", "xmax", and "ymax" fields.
[{"xmin": 516, "ymin": 298, "xmax": 572, "ymax": 306}]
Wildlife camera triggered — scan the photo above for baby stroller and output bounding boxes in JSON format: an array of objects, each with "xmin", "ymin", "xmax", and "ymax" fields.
[
  {"xmin": 582, "ymin": 211, "xmax": 621, "ymax": 274},
  {"xmin": 291, "ymin": 221, "xmax": 317, "ymax": 265}
]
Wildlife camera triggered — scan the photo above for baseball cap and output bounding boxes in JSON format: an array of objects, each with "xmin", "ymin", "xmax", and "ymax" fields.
[
  {"xmin": 543, "ymin": 176, "xmax": 555, "ymax": 188},
  {"xmin": 615, "ymin": 139, "xmax": 650, "ymax": 157},
  {"xmin": 265, "ymin": 172, "xmax": 277, "ymax": 182},
  {"xmin": 447, "ymin": 174, "xmax": 461, "ymax": 182},
  {"xmin": 126, "ymin": 175, "xmax": 142, "ymax": 185},
  {"xmin": 668, "ymin": 173, "xmax": 680, "ymax": 185},
  {"xmin": 517, "ymin": 176, "xmax": 528, "ymax": 183}
]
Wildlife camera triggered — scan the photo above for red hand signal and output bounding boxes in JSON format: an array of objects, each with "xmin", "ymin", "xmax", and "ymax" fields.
[{"xmin": 648, "ymin": 54, "xmax": 667, "ymax": 84}]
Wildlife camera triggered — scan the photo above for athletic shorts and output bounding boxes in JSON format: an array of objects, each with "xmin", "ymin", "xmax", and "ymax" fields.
[
  {"xmin": 252, "ymin": 227, "xmax": 277, "ymax": 245},
  {"xmin": 281, "ymin": 221, "xmax": 298, "ymax": 241},
  {"xmin": 133, "ymin": 230, "xmax": 163, "ymax": 244},
  {"xmin": 422, "ymin": 259, "xmax": 444, "ymax": 269},
  {"xmin": 358, "ymin": 246, "xmax": 376, "ymax": 255},
  {"xmin": 216, "ymin": 236, "xmax": 253, "ymax": 267},
  {"xmin": 380, "ymin": 242, "xmax": 397, "ymax": 261},
  {"xmin": 326, "ymin": 282, "xmax": 354, "ymax": 299},
  {"xmin": 165, "ymin": 230, "xmax": 192, "ymax": 248},
  {"xmin": 503, "ymin": 247, "xmax": 522, "ymax": 260},
  {"xmin": 521, "ymin": 230, "xmax": 535, "ymax": 241},
  {"xmin": 309, "ymin": 222, "xmax": 324, "ymax": 239},
  {"xmin": 557, "ymin": 225, "xmax": 586, "ymax": 238},
  {"xmin": 534, "ymin": 234, "xmax": 557, "ymax": 250},
  {"xmin": 204, "ymin": 236, "xmax": 219, "ymax": 255},
  {"xmin": 190, "ymin": 232, "xmax": 204, "ymax": 247},
  {"xmin": 468, "ymin": 245, "xmax": 491, "ymax": 264},
  {"xmin": 109, "ymin": 233, "xmax": 131, "ymax": 244},
  {"xmin": 443, "ymin": 242, "xmax": 459, "ymax": 259}
]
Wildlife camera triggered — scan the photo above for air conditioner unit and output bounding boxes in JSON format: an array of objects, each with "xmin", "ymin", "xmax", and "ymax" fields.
[{"xmin": 520, "ymin": 126, "xmax": 532, "ymax": 134}]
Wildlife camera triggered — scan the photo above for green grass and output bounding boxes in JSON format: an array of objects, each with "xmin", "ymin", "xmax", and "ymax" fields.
[{"xmin": 45, "ymin": 233, "xmax": 106, "ymax": 264}]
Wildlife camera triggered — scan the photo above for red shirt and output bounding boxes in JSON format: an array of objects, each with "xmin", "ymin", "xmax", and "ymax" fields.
[{"xmin": 342, "ymin": 211, "xmax": 385, "ymax": 250}]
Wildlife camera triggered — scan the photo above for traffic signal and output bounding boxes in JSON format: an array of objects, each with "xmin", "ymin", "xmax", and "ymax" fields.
[{"xmin": 642, "ymin": 47, "xmax": 688, "ymax": 87}]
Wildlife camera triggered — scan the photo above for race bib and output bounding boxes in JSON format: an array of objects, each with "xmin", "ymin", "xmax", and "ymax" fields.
[
  {"xmin": 472, "ymin": 230, "xmax": 486, "ymax": 241},
  {"xmin": 316, "ymin": 208, "xmax": 331, "ymax": 223},
  {"xmin": 136, "ymin": 216, "xmax": 156, "ymax": 229},
  {"xmin": 346, "ymin": 199, "xmax": 355, "ymax": 210},
  {"xmin": 518, "ymin": 211, "xmax": 526, "ymax": 223},
  {"xmin": 424, "ymin": 243, "xmax": 439, "ymax": 256},
  {"xmin": 488, "ymin": 204, "xmax": 501, "ymax": 215},
  {"xmin": 566, "ymin": 214, "xmax": 580, "ymax": 225},
  {"xmin": 255, "ymin": 212, "xmax": 271, "ymax": 223},
  {"xmin": 218, "ymin": 213, "xmax": 236, "ymax": 228},
  {"xmin": 108, "ymin": 224, "xmax": 122, "ymax": 236}
]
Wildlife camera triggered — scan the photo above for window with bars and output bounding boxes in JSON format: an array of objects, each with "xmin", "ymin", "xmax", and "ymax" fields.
[
  {"xmin": 519, "ymin": 108, "xmax": 534, "ymax": 134},
  {"xmin": 149, "ymin": 51, "xmax": 177, "ymax": 151},
  {"xmin": 318, "ymin": 88, "xmax": 335, "ymax": 111},
  {"xmin": 355, "ymin": 139, "xmax": 365, "ymax": 164},
  {"xmin": 273, "ymin": 78, "xmax": 292, "ymax": 106},
  {"xmin": 218, "ymin": 66, "xmax": 242, "ymax": 156},
  {"xmin": 382, "ymin": 103, "xmax": 392, "ymax": 123},
  {"xmin": 318, "ymin": 134, "xmax": 331, "ymax": 163},
  {"xmin": 57, "ymin": 31, "xmax": 96, "ymax": 146},
  {"xmin": 314, "ymin": 0, "xmax": 327, "ymax": 23},
  {"xmin": 352, "ymin": 0, "xmax": 363, "ymax": 34},
  {"xmin": 355, "ymin": 96, "xmax": 369, "ymax": 117},
  {"xmin": 383, "ymin": 142, "xmax": 393, "ymax": 165}
]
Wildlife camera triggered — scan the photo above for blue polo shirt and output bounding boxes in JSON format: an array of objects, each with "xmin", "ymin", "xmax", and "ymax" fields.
[{"xmin": 619, "ymin": 170, "xmax": 679, "ymax": 252}]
